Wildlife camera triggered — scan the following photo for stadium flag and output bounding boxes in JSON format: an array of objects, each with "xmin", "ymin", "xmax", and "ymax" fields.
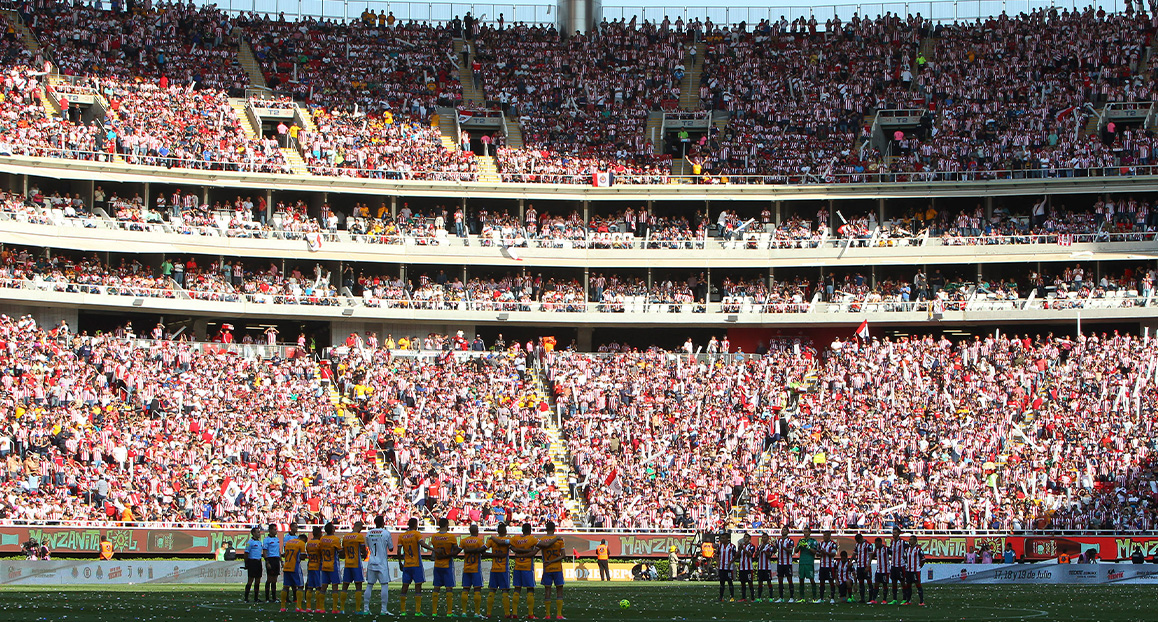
[
  {"xmin": 604, "ymin": 468, "xmax": 623, "ymax": 494},
  {"xmin": 306, "ymin": 231, "xmax": 323, "ymax": 251},
  {"xmin": 1055, "ymin": 105, "xmax": 1077, "ymax": 123},
  {"xmin": 855, "ymin": 320, "xmax": 870, "ymax": 340},
  {"xmin": 1058, "ymin": 233, "xmax": 1073, "ymax": 246},
  {"xmin": 592, "ymin": 171, "xmax": 615, "ymax": 187}
]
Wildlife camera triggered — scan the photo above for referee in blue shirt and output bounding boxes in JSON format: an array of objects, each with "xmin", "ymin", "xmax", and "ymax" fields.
[
  {"xmin": 244, "ymin": 527, "xmax": 264, "ymax": 603},
  {"xmin": 263, "ymin": 524, "xmax": 282, "ymax": 603}
]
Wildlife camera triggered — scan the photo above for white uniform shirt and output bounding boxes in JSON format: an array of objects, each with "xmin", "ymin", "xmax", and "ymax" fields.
[{"xmin": 366, "ymin": 528, "xmax": 394, "ymax": 571}]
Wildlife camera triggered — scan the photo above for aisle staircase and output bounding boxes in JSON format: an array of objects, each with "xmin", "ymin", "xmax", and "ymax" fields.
[
  {"xmin": 280, "ymin": 147, "xmax": 310, "ymax": 175},
  {"xmin": 1, "ymin": 9, "xmax": 42, "ymax": 57},
  {"xmin": 237, "ymin": 38, "xmax": 269, "ymax": 89},
  {"xmin": 529, "ymin": 367, "xmax": 587, "ymax": 523},
  {"xmin": 1082, "ymin": 107, "xmax": 1103, "ymax": 138},
  {"xmin": 503, "ymin": 114, "xmax": 524, "ymax": 149},
  {"xmin": 474, "ymin": 154, "xmax": 501, "ymax": 182},
  {"xmin": 229, "ymin": 98, "xmax": 260, "ymax": 138},
  {"xmin": 678, "ymin": 42, "xmax": 706, "ymax": 111},
  {"xmin": 453, "ymin": 40, "xmax": 486, "ymax": 105},
  {"xmin": 645, "ymin": 110, "xmax": 664, "ymax": 153},
  {"xmin": 295, "ymin": 105, "xmax": 317, "ymax": 133},
  {"xmin": 438, "ymin": 110, "xmax": 459, "ymax": 150}
]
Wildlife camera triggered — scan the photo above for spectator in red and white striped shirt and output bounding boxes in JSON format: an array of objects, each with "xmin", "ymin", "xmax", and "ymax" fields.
[
  {"xmin": 716, "ymin": 535, "xmax": 736, "ymax": 602},
  {"xmin": 903, "ymin": 535, "xmax": 926, "ymax": 605},
  {"xmin": 737, "ymin": 533, "xmax": 756, "ymax": 601},
  {"xmin": 853, "ymin": 533, "xmax": 874, "ymax": 603},
  {"xmin": 774, "ymin": 527, "xmax": 795, "ymax": 602},
  {"xmin": 816, "ymin": 530, "xmax": 839, "ymax": 603}
]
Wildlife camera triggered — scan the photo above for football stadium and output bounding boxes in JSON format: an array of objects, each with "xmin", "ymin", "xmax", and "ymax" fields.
[{"xmin": 2, "ymin": 0, "xmax": 1158, "ymax": 619}]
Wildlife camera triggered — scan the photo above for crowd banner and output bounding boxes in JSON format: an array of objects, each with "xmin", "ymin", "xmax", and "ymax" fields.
[
  {"xmin": 5, "ymin": 526, "xmax": 1158, "ymax": 561},
  {"xmin": 924, "ymin": 562, "xmax": 1158, "ymax": 585},
  {"xmin": 0, "ymin": 560, "xmax": 249, "ymax": 585}
]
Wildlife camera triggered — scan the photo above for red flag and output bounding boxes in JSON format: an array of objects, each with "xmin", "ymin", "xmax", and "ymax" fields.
[{"xmin": 855, "ymin": 320, "xmax": 870, "ymax": 340}]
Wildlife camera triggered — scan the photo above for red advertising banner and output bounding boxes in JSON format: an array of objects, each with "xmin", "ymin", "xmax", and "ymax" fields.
[{"xmin": 2, "ymin": 526, "xmax": 1154, "ymax": 562}]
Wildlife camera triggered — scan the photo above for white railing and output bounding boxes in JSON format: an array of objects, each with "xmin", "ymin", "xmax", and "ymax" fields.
[{"xmin": 7, "ymin": 206, "xmax": 1157, "ymax": 253}]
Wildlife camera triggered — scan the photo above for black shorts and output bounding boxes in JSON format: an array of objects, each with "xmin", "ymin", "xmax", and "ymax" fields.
[
  {"xmin": 819, "ymin": 568, "xmax": 834, "ymax": 581},
  {"xmin": 874, "ymin": 572, "xmax": 889, "ymax": 583},
  {"xmin": 718, "ymin": 569, "xmax": 733, "ymax": 582},
  {"xmin": 906, "ymin": 571, "xmax": 920, "ymax": 585},
  {"xmin": 738, "ymin": 569, "xmax": 752, "ymax": 583},
  {"xmin": 890, "ymin": 567, "xmax": 904, "ymax": 582},
  {"xmin": 245, "ymin": 558, "xmax": 263, "ymax": 579},
  {"xmin": 757, "ymin": 569, "xmax": 772, "ymax": 582},
  {"xmin": 856, "ymin": 567, "xmax": 869, "ymax": 582},
  {"xmin": 265, "ymin": 557, "xmax": 281, "ymax": 578},
  {"xmin": 777, "ymin": 564, "xmax": 792, "ymax": 578}
]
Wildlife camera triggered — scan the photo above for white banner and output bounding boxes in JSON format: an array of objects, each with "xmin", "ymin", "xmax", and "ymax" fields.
[
  {"xmin": 1, "ymin": 560, "xmax": 248, "ymax": 585},
  {"xmin": 924, "ymin": 562, "xmax": 1158, "ymax": 585}
]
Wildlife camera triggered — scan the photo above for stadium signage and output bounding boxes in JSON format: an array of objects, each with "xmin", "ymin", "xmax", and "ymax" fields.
[
  {"xmin": 4, "ymin": 527, "xmax": 1158, "ymax": 561},
  {"xmin": 925, "ymin": 563, "xmax": 1158, "ymax": 585}
]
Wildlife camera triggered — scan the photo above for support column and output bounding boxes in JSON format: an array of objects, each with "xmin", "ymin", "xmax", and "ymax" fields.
[
  {"xmin": 266, "ymin": 189, "xmax": 273, "ymax": 222},
  {"xmin": 193, "ymin": 318, "xmax": 209, "ymax": 341},
  {"xmin": 577, "ymin": 327, "xmax": 593, "ymax": 352},
  {"xmin": 985, "ymin": 196, "xmax": 994, "ymax": 222},
  {"xmin": 143, "ymin": 182, "xmax": 150, "ymax": 213},
  {"xmin": 871, "ymin": 265, "xmax": 877, "ymax": 289},
  {"xmin": 829, "ymin": 199, "xmax": 836, "ymax": 232},
  {"xmin": 584, "ymin": 268, "xmax": 590, "ymax": 303},
  {"xmin": 582, "ymin": 200, "xmax": 590, "ymax": 224},
  {"xmin": 391, "ymin": 196, "xmax": 398, "ymax": 220},
  {"xmin": 518, "ymin": 198, "xmax": 525, "ymax": 222},
  {"xmin": 774, "ymin": 200, "xmax": 781, "ymax": 226},
  {"xmin": 878, "ymin": 197, "xmax": 886, "ymax": 225}
]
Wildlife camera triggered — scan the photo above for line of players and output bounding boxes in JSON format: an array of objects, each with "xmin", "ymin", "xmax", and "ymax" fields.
[
  {"xmin": 251, "ymin": 516, "xmax": 569, "ymax": 618},
  {"xmin": 715, "ymin": 527, "xmax": 927, "ymax": 605}
]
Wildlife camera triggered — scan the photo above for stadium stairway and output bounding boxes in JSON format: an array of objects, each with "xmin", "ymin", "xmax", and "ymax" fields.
[
  {"xmin": 645, "ymin": 110, "xmax": 664, "ymax": 153},
  {"xmin": 474, "ymin": 154, "xmax": 501, "ymax": 182},
  {"xmin": 237, "ymin": 38, "xmax": 269, "ymax": 89},
  {"xmin": 1, "ymin": 9, "xmax": 42, "ymax": 57},
  {"xmin": 437, "ymin": 109, "xmax": 459, "ymax": 150},
  {"xmin": 529, "ymin": 367, "xmax": 587, "ymax": 523},
  {"xmin": 294, "ymin": 104, "xmax": 317, "ymax": 133},
  {"xmin": 454, "ymin": 40, "xmax": 486, "ymax": 105},
  {"xmin": 229, "ymin": 98, "xmax": 260, "ymax": 138},
  {"xmin": 678, "ymin": 43, "xmax": 706, "ymax": 111},
  {"xmin": 503, "ymin": 114, "xmax": 524, "ymax": 149},
  {"xmin": 1082, "ymin": 107, "xmax": 1103, "ymax": 138},
  {"xmin": 280, "ymin": 147, "xmax": 310, "ymax": 175}
]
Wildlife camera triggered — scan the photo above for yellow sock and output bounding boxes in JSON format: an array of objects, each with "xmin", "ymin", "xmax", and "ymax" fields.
[
  {"xmin": 513, "ymin": 591, "xmax": 521, "ymax": 616},
  {"xmin": 502, "ymin": 592, "xmax": 511, "ymax": 617},
  {"xmin": 487, "ymin": 592, "xmax": 495, "ymax": 616},
  {"xmin": 400, "ymin": 595, "xmax": 407, "ymax": 614},
  {"xmin": 433, "ymin": 592, "xmax": 440, "ymax": 616},
  {"xmin": 339, "ymin": 590, "xmax": 348, "ymax": 612},
  {"xmin": 317, "ymin": 591, "xmax": 325, "ymax": 611},
  {"xmin": 355, "ymin": 590, "xmax": 363, "ymax": 612},
  {"xmin": 474, "ymin": 591, "xmax": 482, "ymax": 614},
  {"xmin": 557, "ymin": 598, "xmax": 564, "ymax": 617},
  {"xmin": 304, "ymin": 589, "xmax": 311, "ymax": 610},
  {"xmin": 446, "ymin": 591, "xmax": 455, "ymax": 616},
  {"xmin": 461, "ymin": 591, "xmax": 469, "ymax": 614},
  {"xmin": 280, "ymin": 589, "xmax": 287, "ymax": 609},
  {"xmin": 527, "ymin": 592, "xmax": 535, "ymax": 617},
  {"xmin": 296, "ymin": 589, "xmax": 303, "ymax": 611},
  {"xmin": 415, "ymin": 594, "xmax": 423, "ymax": 614}
]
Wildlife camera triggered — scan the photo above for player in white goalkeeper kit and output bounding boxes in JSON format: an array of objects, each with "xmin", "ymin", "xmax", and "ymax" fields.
[{"xmin": 364, "ymin": 515, "xmax": 394, "ymax": 615}]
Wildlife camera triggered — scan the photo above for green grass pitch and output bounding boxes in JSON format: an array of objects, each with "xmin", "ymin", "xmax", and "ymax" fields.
[{"xmin": 0, "ymin": 582, "xmax": 1150, "ymax": 621}]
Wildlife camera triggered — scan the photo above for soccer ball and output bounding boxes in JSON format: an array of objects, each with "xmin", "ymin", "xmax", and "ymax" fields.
[{"xmin": 619, "ymin": 599, "xmax": 631, "ymax": 610}]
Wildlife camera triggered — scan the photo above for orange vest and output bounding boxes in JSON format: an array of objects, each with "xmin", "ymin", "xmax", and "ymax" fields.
[
  {"xmin": 596, "ymin": 544, "xmax": 609, "ymax": 561},
  {"xmin": 99, "ymin": 541, "xmax": 114, "ymax": 560}
]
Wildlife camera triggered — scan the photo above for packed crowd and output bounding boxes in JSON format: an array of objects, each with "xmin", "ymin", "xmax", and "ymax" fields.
[
  {"xmin": 476, "ymin": 19, "xmax": 683, "ymax": 181},
  {"xmin": 23, "ymin": 1, "xmax": 246, "ymax": 92},
  {"xmin": 0, "ymin": 314, "xmax": 568, "ymax": 527},
  {"xmin": 6, "ymin": 5, "xmax": 1158, "ymax": 182},
  {"xmin": 297, "ymin": 109, "xmax": 477, "ymax": 180},
  {"xmin": 548, "ymin": 331, "xmax": 1158, "ymax": 531}
]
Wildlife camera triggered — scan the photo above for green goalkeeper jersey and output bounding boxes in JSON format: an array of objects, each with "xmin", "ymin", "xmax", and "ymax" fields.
[{"xmin": 797, "ymin": 537, "xmax": 818, "ymax": 566}]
